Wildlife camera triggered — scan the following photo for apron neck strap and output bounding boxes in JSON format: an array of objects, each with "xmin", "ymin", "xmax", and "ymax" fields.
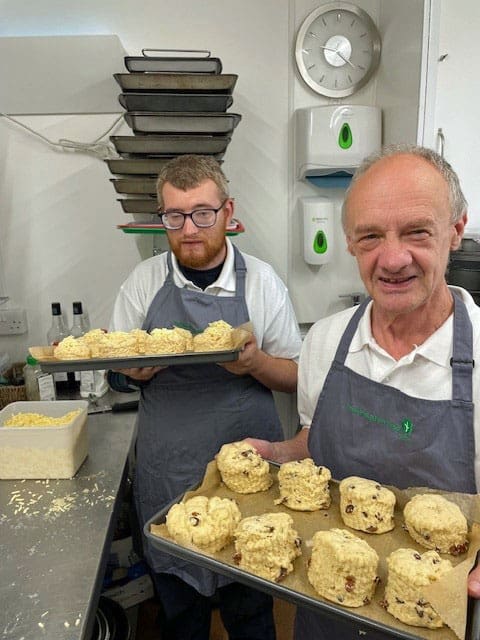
[{"xmin": 450, "ymin": 289, "xmax": 474, "ymax": 402}]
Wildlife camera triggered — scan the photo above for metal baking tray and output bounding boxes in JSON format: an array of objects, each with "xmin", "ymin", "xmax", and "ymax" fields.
[
  {"xmin": 124, "ymin": 53, "xmax": 222, "ymax": 74},
  {"xmin": 124, "ymin": 112, "xmax": 241, "ymax": 135},
  {"xmin": 111, "ymin": 178, "xmax": 157, "ymax": 195},
  {"xmin": 118, "ymin": 93, "xmax": 233, "ymax": 113},
  {"xmin": 145, "ymin": 472, "xmax": 477, "ymax": 640},
  {"xmin": 34, "ymin": 349, "xmax": 240, "ymax": 373},
  {"xmin": 114, "ymin": 73, "xmax": 237, "ymax": 93},
  {"xmin": 118, "ymin": 198, "xmax": 158, "ymax": 214},
  {"xmin": 110, "ymin": 134, "xmax": 231, "ymax": 156},
  {"xmin": 106, "ymin": 156, "xmax": 223, "ymax": 176}
]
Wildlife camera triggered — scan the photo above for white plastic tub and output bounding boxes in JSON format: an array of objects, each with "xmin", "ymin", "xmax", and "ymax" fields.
[{"xmin": 0, "ymin": 400, "xmax": 88, "ymax": 479}]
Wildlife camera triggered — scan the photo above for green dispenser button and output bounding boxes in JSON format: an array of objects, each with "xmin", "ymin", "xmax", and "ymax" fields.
[
  {"xmin": 313, "ymin": 230, "xmax": 328, "ymax": 254},
  {"xmin": 339, "ymin": 123, "xmax": 353, "ymax": 149}
]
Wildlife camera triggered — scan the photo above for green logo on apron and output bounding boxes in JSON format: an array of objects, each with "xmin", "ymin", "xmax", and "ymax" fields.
[{"xmin": 346, "ymin": 405, "xmax": 414, "ymax": 440}]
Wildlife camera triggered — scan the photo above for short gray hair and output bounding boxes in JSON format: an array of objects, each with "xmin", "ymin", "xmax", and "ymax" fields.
[
  {"xmin": 156, "ymin": 154, "xmax": 229, "ymax": 210},
  {"xmin": 341, "ymin": 144, "xmax": 468, "ymax": 229}
]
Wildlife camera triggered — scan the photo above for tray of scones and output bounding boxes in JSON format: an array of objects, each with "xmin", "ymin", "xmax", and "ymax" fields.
[
  {"xmin": 146, "ymin": 441, "xmax": 480, "ymax": 640},
  {"xmin": 29, "ymin": 321, "xmax": 250, "ymax": 372}
]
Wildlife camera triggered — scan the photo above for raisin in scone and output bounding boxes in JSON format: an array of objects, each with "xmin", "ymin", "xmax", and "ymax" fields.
[
  {"xmin": 164, "ymin": 495, "xmax": 241, "ymax": 553},
  {"xmin": 403, "ymin": 493, "xmax": 469, "ymax": 555},
  {"xmin": 339, "ymin": 476, "xmax": 396, "ymax": 534},
  {"xmin": 216, "ymin": 441, "xmax": 273, "ymax": 494},
  {"xmin": 274, "ymin": 458, "xmax": 331, "ymax": 511},
  {"xmin": 384, "ymin": 548, "xmax": 453, "ymax": 628},
  {"xmin": 307, "ymin": 528, "xmax": 380, "ymax": 607},
  {"xmin": 233, "ymin": 512, "xmax": 302, "ymax": 582}
]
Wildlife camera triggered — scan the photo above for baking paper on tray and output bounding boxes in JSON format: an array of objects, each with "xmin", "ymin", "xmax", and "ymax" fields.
[{"xmin": 150, "ymin": 460, "xmax": 480, "ymax": 640}]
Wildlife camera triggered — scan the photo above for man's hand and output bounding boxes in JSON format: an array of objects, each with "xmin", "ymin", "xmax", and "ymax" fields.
[
  {"xmin": 220, "ymin": 334, "xmax": 259, "ymax": 376},
  {"xmin": 468, "ymin": 563, "xmax": 480, "ymax": 597},
  {"xmin": 114, "ymin": 366, "xmax": 164, "ymax": 381}
]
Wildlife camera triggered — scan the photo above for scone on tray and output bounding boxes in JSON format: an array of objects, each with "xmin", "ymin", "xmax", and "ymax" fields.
[
  {"xmin": 145, "ymin": 327, "xmax": 193, "ymax": 355},
  {"xmin": 193, "ymin": 320, "xmax": 234, "ymax": 352},
  {"xmin": 53, "ymin": 336, "xmax": 91, "ymax": 360},
  {"xmin": 339, "ymin": 476, "xmax": 396, "ymax": 534},
  {"xmin": 307, "ymin": 528, "xmax": 380, "ymax": 607},
  {"xmin": 216, "ymin": 441, "xmax": 273, "ymax": 494},
  {"xmin": 233, "ymin": 512, "xmax": 302, "ymax": 582},
  {"xmin": 274, "ymin": 458, "xmax": 331, "ymax": 511},
  {"xmin": 163, "ymin": 495, "xmax": 241, "ymax": 553},
  {"xmin": 403, "ymin": 493, "xmax": 469, "ymax": 555},
  {"xmin": 97, "ymin": 331, "xmax": 138, "ymax": 358},
  {"xmin": 384, "ymin": 548, "xmax": 453, "ymax": 628}
]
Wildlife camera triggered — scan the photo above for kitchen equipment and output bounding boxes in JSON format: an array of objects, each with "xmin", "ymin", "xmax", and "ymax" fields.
[
  {"xmin": 118, "ymin": 92, "xmax": 233, "ymax": 113},
  {"xmin": 106, "ymin": 157, "xmax": 177, "ymax": 176},
  {"xmin": 87, "ymin": 400, "xmax": 139, "ymax": 415},
  {"xmin": 447, "ymin": 237, "xmax": 480, "ymax": 305},
  {"xmin": 0, "ymin": 400, "xmax": 88, "ymax": 479},
  {"xmin": 114, "ymin": 73, "xmax": 237, "ymax": 93},
  {"xmin": 124, "ymin": 50, "xmax": 222, "ymax": 74},
  {"xmin": 300, "ymin": 196, "xmax": 334, "ymax": 265},
  {"xmin": 90, "ymin": 596, "xmax": 130, "ymax": 640},
  {"xmin": 118, "ymin": 198, "xmax": 157, "ymax": 214},
  {"xmin": 111, "ymin": 178, "xmax": 157, "ymax": 195},
  {"xmin": 296, "ymin": 105, "xmax": 381, "ymax": 185},
  {"xmin": 110, "ymin": 134, "xmax": 230, "ymax": 156},
  {"xmin": 124, "ymin": 111, "xmax": 241, "ymax": 135}
]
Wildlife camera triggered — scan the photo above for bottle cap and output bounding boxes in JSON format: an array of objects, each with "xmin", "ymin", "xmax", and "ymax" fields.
[
  {"xmin": 73, "ymin": 301, "xmax": 83, "ymax": 315},
  {"xmin": 26, "ymin": 354, "xmax": 38, "ymax": 365},
  {"xmin": 51, "ymin": 302, "xmax": 62, "ymax": 316}
]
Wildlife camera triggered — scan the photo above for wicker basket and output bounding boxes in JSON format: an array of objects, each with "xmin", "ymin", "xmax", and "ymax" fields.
[{"xmin": 0, "ymin": 362, "xmax": 27, "ymax": 409}]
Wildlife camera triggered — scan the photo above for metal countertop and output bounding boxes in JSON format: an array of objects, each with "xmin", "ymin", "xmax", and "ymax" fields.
[{"xmin": 0, "ymin": 393, "xmax": 138, "ymax": 640}]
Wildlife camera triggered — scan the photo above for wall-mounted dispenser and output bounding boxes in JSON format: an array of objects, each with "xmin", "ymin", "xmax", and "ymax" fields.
[
  {"xmin": 301, "ymin": 196, "xmax": 334, "ymax": 266},
  {"xmin": 296, "ymin": 105, "xmax": 381, "ymax": 188}
]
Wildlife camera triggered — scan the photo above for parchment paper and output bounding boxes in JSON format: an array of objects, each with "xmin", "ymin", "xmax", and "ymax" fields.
[{"xmin": 150, "ymin": 460, "xmax": 480, "ymax": 640}]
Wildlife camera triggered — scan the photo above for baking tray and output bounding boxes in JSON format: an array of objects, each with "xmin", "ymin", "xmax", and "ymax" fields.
[
  {"xmin": 114, "ymin": 73, "xmax": 237, "ymax": 93},
  {"xmin": 111, "ymin": 178, "xmax": 157, "ymax": 195},
  {"xmin": 124, "ymin": 53, "xmax": 222, "ymax": 74},
  {"xmin": 145, "ymin": 464, "xmax": 480, "ymax": 640},
  {"xmin": 110, "ymin": 134, "xmax": 231, "ymax": 156},
  {"xmin": 118, "ymin": 93, "xmax": 233, "ymax": 113},
  {"xmin": 30, "ymin": 349, "xmax": 240, "ymax": 373},
  {"xmin": 124, "ymin": 112, "xmax": 241, "ymax": 135},
  {"xmin": 106, "ymin": 157, "xmax": 223, "ymax": 177},
  {"xmin": 117, "ymin": 198, "xmax": 158, "ymax": 214}
]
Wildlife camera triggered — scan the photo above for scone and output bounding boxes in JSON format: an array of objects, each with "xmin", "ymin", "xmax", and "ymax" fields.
[
  {"xmin": 145, "ymin": 327, "xmax": 192, "ymax": 355},
  {"xmin": 403, "ymin": 493, "xmax": 469, "ymax": 555},
  {"xmin": 97, "ymin": 331, "xmax": 138, "ymax": 357},
  {"xmin": 216, "ymin": 441, "xmax": 273, "ymax": 494},
  {"xmin": 82, "ymin": 328, "xmax": 107, "ymax": 357},
  {"xmin": 54, "ymin": 336, "xmax": 91, "ymax": 359},
  {"xmin": 193, "ymin": 320, "xmax": 233, "ymax": 352},
  {"xmin": 130, "ymin": 328, "xmax": 149, "ymax": 355},
  {"xmin": 307, "ymin": 528, "xmax": 380, "ymax": 607},
  {"xmin": 339, "ymin": 476, "xmax": 396, "ymax": 534},
  {"xmin": 233, "ymin": 512, "xmax": 302, "ymax": 582},
  {"xmin": 384, "ymin": 548, "xmax": 453, "ymax": 628},
  {"xmin": 274, "ymin": 458, "xmax": 331, "ymax": 511},
  {"xmin": 163, "ymin": 495, "xmax": 241, "ymax": 553}
]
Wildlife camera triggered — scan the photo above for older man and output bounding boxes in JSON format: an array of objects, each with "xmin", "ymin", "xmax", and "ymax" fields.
[
  {"xmin": 109, "ymin": 154, "xmax": 301, "ymax": 639},
  {"xmin": 250, "ymin": 144, "xmax": 480, "ymax": 639}
]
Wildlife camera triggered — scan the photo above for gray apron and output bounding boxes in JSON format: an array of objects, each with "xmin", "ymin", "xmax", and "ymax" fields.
[
  {"xmin": 134, "ymin": 246, "xmax": 283, "ymax": 596},
  {"xmin": 295, "ymin": 290, "xmax": 475, "ymax": 639}
]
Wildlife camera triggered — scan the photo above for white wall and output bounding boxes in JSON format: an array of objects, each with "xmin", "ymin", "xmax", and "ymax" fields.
[{"xmin": 0, "ymin": 0, "xmax": 291, "ymax": 363}]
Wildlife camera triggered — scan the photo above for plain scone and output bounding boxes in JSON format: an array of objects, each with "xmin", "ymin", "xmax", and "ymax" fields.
[
  {"xmin": 216, "ymin": 441, "xmax": 273, "ymax": 494},
  {"xmin": 384, "ymin": 548, "xmax": 453, "ymax": 628},
  {"xmin": 307, "ymin": 528, "xmax": 380, "ymax": 607},
  {"xmin": 162, "ymin": 495, "xmax": 241, "ymax": 553},
  {"xmin": 403, "ymin": 493, "xmax": 469, "ymax": 555},
  {"xmin": 339, "ymin": 476, "xmax": 396, "ymax": 534},
  {"xmin": 274, "ymin": 458, "xmax": 331, "ymax": 511},
  {"xmin": 233, "ymin": 512, "xmax": 302, "ymax": 582}
]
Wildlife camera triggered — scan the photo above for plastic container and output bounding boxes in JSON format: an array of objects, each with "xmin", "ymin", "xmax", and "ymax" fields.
[
  {"xmin": 0, "ymin": 400, "xmax": 88, "ymax": 479},
  {"xmin": 23, "ymin": 355, "xmax": 56, "ymax": 401}
]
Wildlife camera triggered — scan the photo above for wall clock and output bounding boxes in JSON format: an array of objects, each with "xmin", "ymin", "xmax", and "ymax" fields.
[{"xmin": 295, "ymin": 2, "xmax": 381, "ymax": 98}]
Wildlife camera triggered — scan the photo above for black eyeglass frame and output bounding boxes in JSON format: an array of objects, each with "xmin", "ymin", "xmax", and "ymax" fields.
[{"xmin": 157, "ymin": 199, "xmax": 229, "ymax": 230}]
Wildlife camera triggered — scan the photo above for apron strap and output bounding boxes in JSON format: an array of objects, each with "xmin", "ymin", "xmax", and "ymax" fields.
[
  {"xmin": 232, "ymin": 244, "xmax": 247, "ymax": 299},
  {"xmin": 450, "ymin": 290, "xmax": 474, "ymax": 403},
  {"xmin": 333, "ymin": 297, "xmax": 371, "ymax": 364}
]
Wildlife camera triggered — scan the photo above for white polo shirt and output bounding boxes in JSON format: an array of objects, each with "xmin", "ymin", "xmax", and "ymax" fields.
[
  {"xmin": 298, "ymin": 286, "xmax": 480, "ymax": 488},
  {"xmin": 110, "ymin": 238, "xmax": 302, "ymax": 360}
]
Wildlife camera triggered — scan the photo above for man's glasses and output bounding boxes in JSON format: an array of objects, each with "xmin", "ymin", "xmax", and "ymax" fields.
[{"xmin": 158, "ymin": 199, "xmax": 228, "ymax": 230}]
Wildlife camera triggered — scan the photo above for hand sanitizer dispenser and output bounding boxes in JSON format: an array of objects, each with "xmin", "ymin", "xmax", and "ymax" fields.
[{"xmin": 301, "ymin": 197, "xmax": 334, "ymax": 266}]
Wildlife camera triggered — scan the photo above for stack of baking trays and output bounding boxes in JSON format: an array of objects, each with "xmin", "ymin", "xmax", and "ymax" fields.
[{"xmin": 107, "ymin": 49, "xmax": 244, "ymax": 237}]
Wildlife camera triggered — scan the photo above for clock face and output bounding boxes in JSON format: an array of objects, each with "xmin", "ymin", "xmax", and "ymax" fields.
[{"xmin": 295, "ymin": 2, "xmax": 381, "ymax": 98}]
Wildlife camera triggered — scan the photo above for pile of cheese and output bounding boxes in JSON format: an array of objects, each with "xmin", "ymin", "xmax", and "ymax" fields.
[
  {"xmin": 53, "ymin": 321, "xmax": 234, "ymax": 360},
  {"xmin": 3, "ymin": 409, "xmax": 82, "ymax": 428}
]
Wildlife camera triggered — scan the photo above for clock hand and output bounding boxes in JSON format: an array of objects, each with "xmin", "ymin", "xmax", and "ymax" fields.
[{"xmin": 335, "ymin": 50, "xmax": 356, "ymax": 69}]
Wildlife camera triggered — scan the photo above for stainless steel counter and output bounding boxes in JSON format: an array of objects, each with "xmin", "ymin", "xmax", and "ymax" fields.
[{"xmin": 0, "ymin": 394, "xmax": 138, "ymax": 640}]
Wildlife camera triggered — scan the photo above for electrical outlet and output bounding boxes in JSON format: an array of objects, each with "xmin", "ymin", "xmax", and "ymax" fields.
[{"xmin": 0, "ymin": 308, "xmax": 28, "ymax": 335}]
